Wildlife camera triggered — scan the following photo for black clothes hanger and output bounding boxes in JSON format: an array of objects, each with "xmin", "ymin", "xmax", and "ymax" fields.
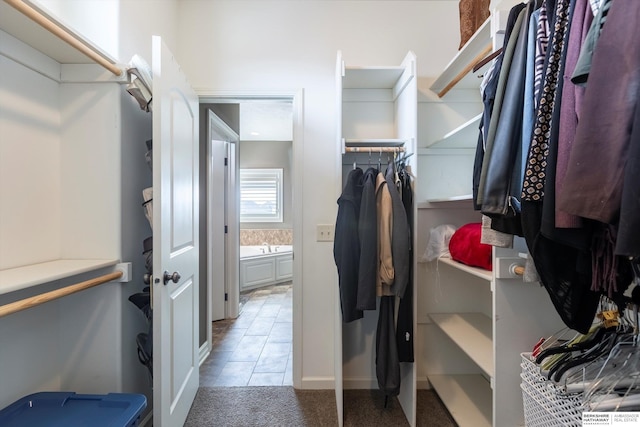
[
  {"xmin": 535, "ymin": 325, "xmax": 613, "ymax": 365},
  {"xmin": 549, "ymin": 330, "xmax": 620, "ymax": 382},
  {"xmin": 394, "ymin": 152, "xmax": 413, "ymax": 172},
  {"xmin": 551, "ymin": 327, "xmax": 633, "ymax": 383}
]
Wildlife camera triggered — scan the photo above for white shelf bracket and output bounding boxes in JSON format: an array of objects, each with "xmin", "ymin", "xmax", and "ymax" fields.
[
  {"xmin": 494, "ymin": 257, "xmax": 524, "ymax": 279},
  {"xmin": 113, "ymin": 262, "xmax": 132, "ymax": 282}
]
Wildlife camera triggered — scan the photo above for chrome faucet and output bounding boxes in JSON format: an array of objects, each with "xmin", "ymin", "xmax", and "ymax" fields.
[{"xmin": 262, "ymin": 242, "xmax": 271, "ymax": 253}]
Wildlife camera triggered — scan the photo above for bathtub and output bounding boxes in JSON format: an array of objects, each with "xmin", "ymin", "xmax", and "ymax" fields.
[{"xmin": 239, "ymin": 245, "xmax": 293, "ymax": 291}]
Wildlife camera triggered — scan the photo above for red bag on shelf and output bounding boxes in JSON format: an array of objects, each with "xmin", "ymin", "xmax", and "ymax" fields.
[{"xmin": 449, "ymin": 222, "xmax": 492, "ymax": 271}]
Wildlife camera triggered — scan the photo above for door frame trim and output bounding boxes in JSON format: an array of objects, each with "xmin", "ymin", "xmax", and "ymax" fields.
[
  {"xmin": 205, "ymin": 110, "xmax": 239, "ymax": 356},
  {"xmin": 199, "ymin": 89, "xmax": 304, "ymax": 389}
]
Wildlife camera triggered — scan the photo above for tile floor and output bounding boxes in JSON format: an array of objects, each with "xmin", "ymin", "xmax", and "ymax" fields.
[{"xmin": 200, "ymin": 282, "xmax": 293, "ymax": 387}]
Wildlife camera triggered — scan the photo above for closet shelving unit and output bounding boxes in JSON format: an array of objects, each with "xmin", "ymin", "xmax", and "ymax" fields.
[
  {"xmin": 0, "ymin": 1, "xmax": 148, "ymax": 410},
  {"xmin": 335, "ymin": 50, "xmax": 418, "ymax": 427},
  {"xmin": 417, "ymin": 1, "xmax": 566, "ymax": 426},
  {"xmin": 0, "ymin": 1, "xmax": 128, "ymax": 297},
  {"xmin": 419, "ymin": 54, "xmax": 486, "ymax": 203},
  {"xmin": 418, "ymin": 113, "xmax": 482, "ymax": 203},
  {"xmin": 424, "ymin": 258, "xmax": 493, "ymax": 427}
]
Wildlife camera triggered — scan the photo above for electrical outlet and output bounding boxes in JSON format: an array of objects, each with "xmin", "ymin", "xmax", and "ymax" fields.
[{"xmin": 316, "ymin": 224, "xmax": 334, "ymax": 242}]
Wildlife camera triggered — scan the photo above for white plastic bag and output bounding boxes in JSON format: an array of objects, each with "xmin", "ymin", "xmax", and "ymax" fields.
[{"xmin": 421, "ymin": 224, "xmax": 457, "ymax": 262}]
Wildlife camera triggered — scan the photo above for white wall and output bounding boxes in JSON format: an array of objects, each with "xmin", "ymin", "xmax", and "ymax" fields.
[
  {"xmin": 36, "ymin": 0, "xmax": 120, "ymax": 59},
  {"xmin": 118, "ymin": 0, "xmax": 179, "ymax": 66},
  {"xmin": 0, "ymin": 53, "xmax": 61, "ymax": 269},
  {"xmin": 176, "ymin": 0, "xmax": 462, "ymax": 387}
]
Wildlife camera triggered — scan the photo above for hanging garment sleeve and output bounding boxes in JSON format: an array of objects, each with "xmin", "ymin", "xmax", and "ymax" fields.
[
  {"xmin": 376, "ymin": 296, "xmax": 401, "ymax": 396},
  {"xmin": 385, "ymin": 164, "xmax": 410, "ymax": 298},
  {"xmin": 396, "ymin": 173, "xmax": 414, "ymax": 363},
  {"xmin": 356, "ymin": 167, "xmax": 379, "ymax": 311},
  {"xmin": 333, "ymin": 168, "xmax": 364, "ymax": 322}
]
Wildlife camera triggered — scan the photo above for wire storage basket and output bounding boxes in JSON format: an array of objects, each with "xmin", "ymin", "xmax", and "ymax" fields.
[{"xmin": 520, "ymin": 352, "xmax": 583, "ymax": 427}]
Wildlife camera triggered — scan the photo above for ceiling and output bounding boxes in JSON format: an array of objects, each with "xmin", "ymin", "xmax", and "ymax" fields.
[{"xmin": 240, "ymin": 102, "xmax": 293, "ymax": 142}]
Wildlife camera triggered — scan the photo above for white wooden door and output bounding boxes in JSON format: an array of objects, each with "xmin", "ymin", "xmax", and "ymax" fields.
[
  {"xmin": 208, "ymin": 111, "xmax": 228, "ymax": 322},
  {"xmin": 207, "ymin": 110, "xmax": 239, "ymax": 322},
  {"xmin": 152, "ymin": 35, "xmax": 199, "ymax": 427}
]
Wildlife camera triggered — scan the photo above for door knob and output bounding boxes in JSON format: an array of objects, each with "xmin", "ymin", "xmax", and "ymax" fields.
[{"xmin": 163, "ymin": 270, "xmax": 181, "ymax": 285}]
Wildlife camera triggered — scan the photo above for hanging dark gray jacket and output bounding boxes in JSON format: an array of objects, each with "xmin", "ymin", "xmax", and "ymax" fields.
[
  {"xmin": 357, "ymin": 167, "xmax": 378, "ymax": 311},
  {"xmin": 334, "ymin": 168, "xmax": 364, "ymax": 323}
]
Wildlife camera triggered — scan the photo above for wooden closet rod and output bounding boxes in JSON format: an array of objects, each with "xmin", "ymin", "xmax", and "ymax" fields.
[
  {"xmin": 5, "ymin": 0, "xmax": 123, "ymax": 76},
  {"xmin": 0, "ymin": 270, "xmax": 123, "ymax": 318},
  {"xmin": 345, "ymin": 147, "xmax": 405, "ymax": 153}
]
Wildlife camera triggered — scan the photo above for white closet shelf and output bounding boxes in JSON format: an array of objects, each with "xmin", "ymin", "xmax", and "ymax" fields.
[
  {"xmin": 429, "ymin": 374, "xmax": 492, "ymax": 427},
  {"xmin": 426, "ymin": 113, "xmax": 482, "ymax": 148},
  {"xmin": 0, "ymin": 259, "xmax": 119, "ymax": 295},
  {"xmin": 417, "ymin": 197, "xmax": 476, "ymax": 210},
  {"xmin": 430, "ymin": 312, "xmax": 493, "ymax": 377},
  {"xmin": 342, "ymin": 66, "xmax": 405, "ymax": 89},
  {"xmin": 436, "ymin": 256, "xmax": 493, "ymax": 281},
  {"xmin": 429, "ymin": 18, "xmax": 492, "ymax": 97},
  {"xmin": 418, "ymin": 195, "xmax": 474, "ymax": 206}
]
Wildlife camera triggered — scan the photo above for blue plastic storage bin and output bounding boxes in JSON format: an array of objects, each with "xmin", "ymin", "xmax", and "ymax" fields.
[{"xmin": 0, "ymin": 392, "xmax": 147, "ymax": 427}]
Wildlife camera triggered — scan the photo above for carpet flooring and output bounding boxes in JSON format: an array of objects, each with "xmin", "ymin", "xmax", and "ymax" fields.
[{"xmin": 184, "ymin": 387, "xmax": 456, "ymax": 426}]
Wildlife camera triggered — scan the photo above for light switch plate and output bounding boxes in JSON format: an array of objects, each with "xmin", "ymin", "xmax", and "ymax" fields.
[{"xmin": 316, "ymin": 224, "xmax": 334, "ymax": 242}]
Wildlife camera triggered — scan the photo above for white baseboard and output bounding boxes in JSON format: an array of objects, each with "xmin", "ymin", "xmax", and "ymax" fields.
[
  {"xmin": 199, "ymin": 342, "xmax": 211, "ymax": 366},
  {"xmin": 298, "ymin": 376, "xmax": 335, "ymax": 389},
  {"xmin": 295, "ymin": 375, "xmax": 432, "ymax": 391},
  {"xmin": 343, "ymin": 378, "xmax": 378, "ymax": 389},
  {"xmin": 343, "ymin": 377, "xmax": 432, "ymax": 390}
]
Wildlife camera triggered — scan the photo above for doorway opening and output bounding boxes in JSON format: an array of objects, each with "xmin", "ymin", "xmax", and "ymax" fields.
[{"xmin": 200, "ymin": 96, "xmax": 300, "ymax": 387}]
